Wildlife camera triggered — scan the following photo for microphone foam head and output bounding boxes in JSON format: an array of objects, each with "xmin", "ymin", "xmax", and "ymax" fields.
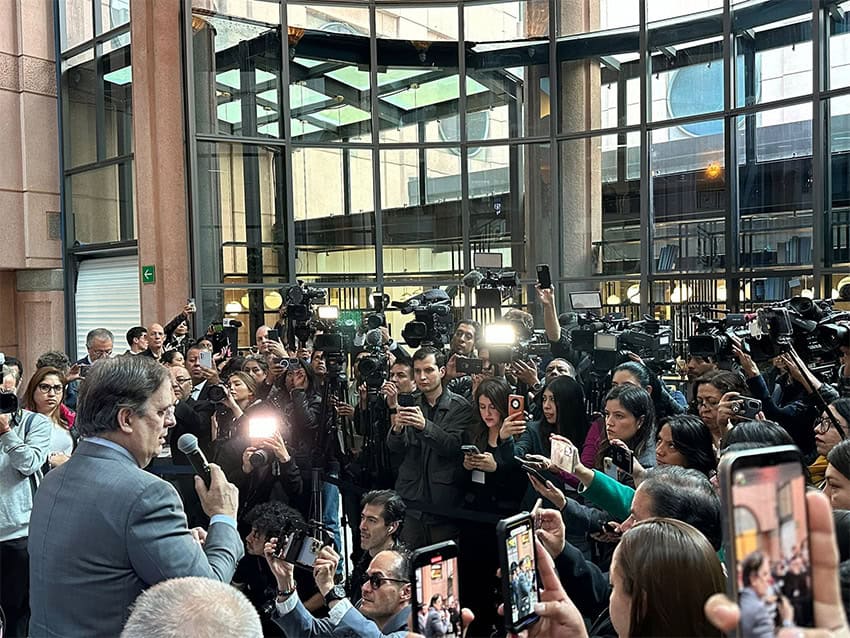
[{"xmin": 177, "ymin": 433, "xmax": 200, "ymax": 454}]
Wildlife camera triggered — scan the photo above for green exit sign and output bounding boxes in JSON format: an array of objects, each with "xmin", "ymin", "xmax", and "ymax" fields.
[{"xmin": 142, "ymin": 265, "xmax": 156, "ymax": 284}]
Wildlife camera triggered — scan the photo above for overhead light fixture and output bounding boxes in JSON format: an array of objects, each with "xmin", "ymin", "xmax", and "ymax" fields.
[
  {"xmin": 317, "ymin": 305, "xmax": 339, "ymax": 320},
  {"xmin": 606, "ymin": 294, "xmax": 622, "ymax": 305},
  {"xmin": 240, "ymin": 293, "xmax": 250, "ymax": 309},
  {"xmin": 626, "ymin": 284, "xmax": 640, "ymax": 304},
  {"xmin": 224, "ymin": 301, "xmax": 242, "ymax": 314},
  {"xmin": 264, "ymin": 291, "xmax": 283, "ymax": 310},
  {"xmin": 670, "ymin": 285, "xmax": 691, "ymax": 304}
]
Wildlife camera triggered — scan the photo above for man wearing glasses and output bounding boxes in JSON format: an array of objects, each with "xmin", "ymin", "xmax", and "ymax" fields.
[
  {"xmin": 66, "ymin": 328, "xmax": 115, "ymax": 410},
  {"xmin": 268, "ymin": 543, "xmax": 411, "ymax": 637}
]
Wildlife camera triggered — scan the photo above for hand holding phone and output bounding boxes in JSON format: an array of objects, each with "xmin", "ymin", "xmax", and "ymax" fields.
[
  {"xmin": 461, "ymin": 444, "xmax": 481, "ymax": 456},
  {"xmin": 536, "ymin": 264, "xmax": 552, "ymax": 290},
  {"xmin": 497, "ymin": 513, "xmax": 540, "ymax": 633},
  {"xmin": 608, "ymin": 445, "xmax": 634, "ymax": 474},
  {"xmin": 198, "ymin": 350, "xmax": 213, "ymax": 369},
  {"xmin": 410, "ymin": 542, "xmax": 461, "ymax": 633},
  {"xmin": 549, "ymin": 437, "xmax": 577, "ymax": 474}
]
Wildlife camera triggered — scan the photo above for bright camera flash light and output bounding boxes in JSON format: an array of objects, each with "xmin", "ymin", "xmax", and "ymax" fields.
[
  {"xmin": 484, "ymin": 323, "xmax": 517, "ymax": 346},
  {"xmin": 248, "ymin": 416, "xmax": 277, "ymax": 438},
  {"xmin": 317, "ymin": 305, "xmax": 340, "ymax": 320}
]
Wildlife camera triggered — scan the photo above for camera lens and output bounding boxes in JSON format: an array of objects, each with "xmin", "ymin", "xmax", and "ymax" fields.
[
  {"xmin": 207, "ymin": 385, "xmax": 227, "ymax": 403},
  {"xmin": 249, "ymin": 449, "xmax": 272, "ymax": 468},
  {"xmin": 0, "ymin": 393, "xmax": 18, "ymax": 414}
]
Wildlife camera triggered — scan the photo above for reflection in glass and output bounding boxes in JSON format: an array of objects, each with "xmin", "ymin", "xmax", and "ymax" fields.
[
  {"xmin": 192, "ymin": 11, "xmax": 281, "ymax": 137},
  {"xmin": 649, "ymin": 36, "xmax": 723, "ymax": 123},
  {"xmin": 830, "ymin": 95, "xmax": 850, "ymax": 267},
  {"xmin": 830, "ymin": 2, "xmax": 850, "ymax": 90},
  {"xmin": 196, "ymin": 142, "xmax": 288, "ymax": 286},
  {"xmin": 738, "ymin": 104, "xmax": 812, "ymax": 270},
  {"xmin": 381, "ymin": 150, "xmax": 462, "ymax": 279},
  {"xmin": 465, "ymin": 1, "xmax": 548, "ymax": 42},
  {"xmin": 288, "ymin": 4, "xmax": 369, "ymax": 35},
  {"xmin": 62, "ymin": 49, "xmax": 97, "ymax": 168},
  {"xmin": 62, "ymin": 0, "xmax": 93, "ymax": 51},
  {"xmin": 292, "ymin": 148, "xmax": 376, "ymax": 281},
  {"xmin": 558, "ymin": 0, "xmax": 638, "ymax": 35},
  {"xmin": 375, "ymin": 5, "xmax": 458, "ymax": 41},
  {"xmin": 652, "ymin": 120, "xmax": 725, "ymax": 274},
  {"xmin": 67, "ymin": 162, "xmax": 133, "ymax": 244}
]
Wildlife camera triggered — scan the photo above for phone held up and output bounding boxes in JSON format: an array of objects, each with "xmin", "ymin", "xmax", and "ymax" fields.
[
  {"xmin": 536, "ymin": 264, "xmax": 552, "ymax": 290},
  {"xmin": 397, "ymin": 393, "xmax": 416, "ymax": 408},
  {"xmin": 410, "ymin": 541, "xmax": 461, "ymax": 634},
  {"xmin": 497, "ymin": 512, "xmax": 540, "ymax": 633},
  {"xmin": 508, "ymin": 394, "xmax": 525, "ymax": 420},
  {"xmin": 719, "ymin": 445, "xmax": 814, "ymax": 634}
]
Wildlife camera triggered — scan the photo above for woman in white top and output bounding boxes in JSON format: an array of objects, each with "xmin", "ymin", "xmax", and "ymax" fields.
[{"xmin": 22, "ymin": 366, "xmax": 76, "ymax": 471}]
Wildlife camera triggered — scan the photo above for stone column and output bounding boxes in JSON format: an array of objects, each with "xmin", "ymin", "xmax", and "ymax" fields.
[
  {"xmin": 15, "ymin": 270, "xmax": 65, "ymax": 375},
  {"xmin": 131, "ymin": 1, "xmax": 191, "ymax": 326}
]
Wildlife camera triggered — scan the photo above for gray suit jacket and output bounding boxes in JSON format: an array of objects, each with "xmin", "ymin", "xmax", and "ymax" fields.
[{"xmin": 28, "ymin": 440, "xmax": 244, "ymax": 637}]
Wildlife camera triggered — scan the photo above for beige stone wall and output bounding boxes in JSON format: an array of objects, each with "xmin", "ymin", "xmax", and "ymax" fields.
[{"xmin": 0, "ymin": 0, "xmax": 63, "ymax": 375}]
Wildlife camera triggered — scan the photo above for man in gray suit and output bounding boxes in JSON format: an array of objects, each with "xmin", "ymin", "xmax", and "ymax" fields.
[{"xmin": 28, "ymin": 355, "xmax": 244, "ymax": 638}]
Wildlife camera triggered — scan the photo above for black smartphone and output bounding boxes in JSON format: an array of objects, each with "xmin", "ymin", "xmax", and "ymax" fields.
[
  {"xmin": 515, "ymin": 457, "xmax": 548, "ymax": 484},
  {"xmin": 719, "ymin": 445, "xmax": 814, "ymax": 632},
  {"xmin": 497, "ymin": 512, "xmax": 540, "ymax": 633},
  {"xmin": 267, "ymin": 329, "xmax": 280, "ymax": 342},
  {"xmin": 78, "ymin": 365, "xmax": 89, "ymax": 378},
  {"xmin": 739, "ymin": 397, "xmax": 763, "ymax": 420},
  {"xmin": 455, "ymin": 356, "xmax": 483, "ymax": 375},
  {"xmin": 397, "ymin": 393, "xmax": 416, "ymax": 408},
  {"xmin": 461, "ymin": 444, "xmax": 481, "ymax": 456},
  {"xmin": 410, "ymin": 541, "xmax": 461, "ymax": 634},
  {"xmin": 609, "ymin": 446, "xmax": 634, "ymax": 474},
  {"xmin": 536, "ymin": 264, "xmax": 552, "ymax": 289}
]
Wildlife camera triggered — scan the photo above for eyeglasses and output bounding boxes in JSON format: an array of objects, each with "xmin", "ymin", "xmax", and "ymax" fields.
[
  {"xmin": 814, "ymin": 415, "xmax": 847, "ymax": 439},
  {"xmin": 695, "ymin": 398, "xmax": 720, "ymax": 409},
  {"xmin": 90, "ymin": 349, "xmax": 112, "ymax": 357},
  {"xmin": 366, "ymin": 573, "xmax": 408, "ymax": 590},
  {"xmin": 173, "ymin": 377, "xmax": 192, "ymax": 385},
  {"xmin": 37, "ymin": 383, "xmax": 64, "ymax": 395}
]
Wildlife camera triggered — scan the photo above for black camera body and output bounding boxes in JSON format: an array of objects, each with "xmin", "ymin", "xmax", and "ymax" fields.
[
  {"xmin": 206, "ymin": 384, "xmax": 228, "ymax": 403},
  {"xmin": 273, "ymin": 518, "xmax": 332, "ymax": 571},
  {"xmin": 0, "ymin": 393, "xmax": 19, "ymax": 414},
  {"xmin": 395, "ymin": 290, "xmax": 454, "ymax": 348}
]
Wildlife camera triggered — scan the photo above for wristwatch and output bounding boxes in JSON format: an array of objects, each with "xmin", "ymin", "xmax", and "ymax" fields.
[{"xmin": 324, "ymin": 585, "xmax": 347, "ymax": 606}]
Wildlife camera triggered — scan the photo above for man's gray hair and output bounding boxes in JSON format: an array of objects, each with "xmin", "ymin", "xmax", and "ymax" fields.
[
  {"xmin": 121, "ymin": 577, "xmax": 262, "ymax": 638},
  {"xmin": 36, "ymin": 350, "xmax": 71, "ymax": 374},
  {"xmin": 76, "ymin": 355, "xmax": 169, "ymax": 437},
  {"xmin": 86, "ymin": 328, "xmax": 115, "ymax": 347}
]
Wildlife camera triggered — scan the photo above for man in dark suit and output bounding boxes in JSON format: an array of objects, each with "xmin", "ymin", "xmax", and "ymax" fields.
[{"xmin": 28, "ymin": 355, "xmax": 244, "ymax": 638}]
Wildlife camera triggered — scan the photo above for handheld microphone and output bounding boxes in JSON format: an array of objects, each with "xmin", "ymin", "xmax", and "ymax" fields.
[
  {"xmin": 177, "ymin": 433, "xmax": 212, "ymax": 488},
  {"xmin": 462, "ymin": 270, "xmax": 484, "ymax": 288}
]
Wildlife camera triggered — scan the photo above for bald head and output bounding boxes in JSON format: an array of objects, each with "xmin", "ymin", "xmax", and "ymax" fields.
[{"xmin": 148, "ymin": 323, "xmax": 165, "ymax": 349}]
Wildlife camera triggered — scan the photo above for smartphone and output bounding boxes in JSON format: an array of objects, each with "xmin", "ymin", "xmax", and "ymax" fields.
[
  {"xmin": 187, "ymin": 297, "xmax": 196, "ymax": 312},
  {"xmin": 739, "ymin": 397, "xmax": 763, "ymax": 420},
  {"xmin": 719, "ymin": 445, "xmax": 814, "ymax": 632},
  {"xmin": 550, "ymin": 438, "xmax": 576, "ymax": 474},
  {"xmin": 78, "ymin": 365, "xmax": 89, "ymax": 379},
  {"xmin": 497, "ymin": 512, "xmax": 540, "ymax": 633},
  {"xmin": 397, "ymin": 394, "xmax": 416, "ymax": 408},
  {"xmin": 461, "ymin": 444, "xmax": 481, "ymax": 456},
  {"xmin": 515, "ymin": 457, "xmax": 548, "ymax": 484},
  {"xmin": 198, "ymin": 350, "xmax": 213, "ymax": 369},
  {"xmin": 455, "ymin": 356, "xmax": 483, "ymax": 375},
  {"xmin": 508, "ymin": 394, "xmax": 525, "ymax": 420},
  {"xmin": 267, "ymin": 329, "xmax": 280, "ymax": 342},
  {"xmin": 609, "ymin": 446, "xmax": 634, "ymax": 474},
  {"xmin": 536, "ymin": 264, "xmax": 552, "ymax": 290},
  {"xmin": 410, "ymin": 541, "xmax": 461, "ymax": 634}
]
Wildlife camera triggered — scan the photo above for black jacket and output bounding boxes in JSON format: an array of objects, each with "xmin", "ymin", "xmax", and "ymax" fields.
[{"xmin": 386, "ymin": 388, "xmax": 472, "ymax": 513}]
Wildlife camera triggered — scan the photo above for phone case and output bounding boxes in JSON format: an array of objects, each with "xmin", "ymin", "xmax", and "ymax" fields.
[
  {"xmin": 508, "ymin": 394, "xmax": 525, "ymax": 418},
  {"xmin": 497, "ymin": 513, "xmax": 540, "ymax": 633}
]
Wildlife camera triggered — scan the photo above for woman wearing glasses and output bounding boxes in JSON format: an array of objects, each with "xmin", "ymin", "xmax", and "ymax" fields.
[
  {"xmin": 811, "ymin": 398, "xmax": 850, "ymax": 487},
  {"xmin": 22, "ymin": 366, "xmax": 76, "ymax": 472}
]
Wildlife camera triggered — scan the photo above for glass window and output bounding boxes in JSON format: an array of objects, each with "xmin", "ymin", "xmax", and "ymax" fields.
[
  {"xmin": 293, "ymin": 147, "xmax": 377, "ymax": 281},
  {"xmin": 558, "ymin": 0, "xmax": 638, "ymax": 35},
  {"xmin": 381, "ymin": 148, "xmax": 462, "ymax": 280},
  {"xmin": 738, "ymin": 103, "xmax": 813, "ymax": 271},
  {"xmin": 465, "ymin": 1, "xmax": 548, "ymax": 43},
  {"xmin": 103, "ymin": 45, "xmax": 133, "ymax": 159},
  {"xmin": 375, "ymin": 5, "xmax": 459, "ymax": 41},
  {"xmin": 100, "ymin": 0, "xmax": 130, "ymax": 33},
  {"xmin": 647, "ymin": 0, "xmax": 723, "ymax": 24},
  {"xmin": 830, "ymin": 1, "xmax": 850, "ymax": 90},
  {"xmin": 830, "ymin": 94, "xmax": 850, "ymax": 267},
  {"xmin": 67, "ymin": 161, "xmax": 134, "ymax": 244},
  {"xmin": 62, "ymin": 0, "xmax": 94, "ymax": 51},
  {"xmin": 288, "ymin": 3, "xmax": 369, "ymax": 35},
  {"xmin": 192, "ymin": 11, "xmax": 282, "ymax": 137},
  {"xmin": 652, "ymin": 119, "xmax": 725, "ymax": 274},
  {"xmin": 734, "ymin": 4, "xmax": 812, "ymax": 107},
  {"xmin": 196, "ymin": 141, "xmax": 289, "ymax": 286},
  {"xmin": 62, "ymin": 49, "xmax": 97, "ymax": 168}
]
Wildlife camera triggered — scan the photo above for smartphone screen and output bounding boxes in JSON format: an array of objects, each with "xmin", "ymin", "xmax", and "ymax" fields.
[
  {"xmin": 410, "ymin": 542, "xmax": 460, "ymax": 634},
  {"xmin": 198, "ymin": 350, "xmax": 213, "ymax": 369},
  {"xmin": 267, "ymin": 329, "xmax": 280, "ymax": 342},
  {"xmin": 550, "ymin": 438, "xmax": 576, "ymax": 473},
  {"xmin": 536, "ymin": 264, "xmax": 552, "ymax": 289},
  {"xmin": 397, "ymin": 394, "xmax": 416, "ymax": 408},
  {"xmin": 498, "ymin": 513, "xmax": 539, "ymax": 632},
  {"xmin": 721, "ymin": 446, "xmax": 813, "ymax": 633}
]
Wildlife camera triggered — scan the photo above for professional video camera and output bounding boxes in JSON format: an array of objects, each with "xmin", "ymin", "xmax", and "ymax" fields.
[
  {"xmin": 483, "ymin": 321, "xmax": 550, "ymax": 365},
  {"xmin": 687, "ymin": 312, "xmax": 752, "ymax": 361},
  {"xmin": 363, "ymin": 292, "xmax": 390, "ymax": 331},
  {"xmin": 357, "ymin": 328, "xmax": 390, "ymax": 390},
  {"xmin": 282, "ymin": 281, "xmax": 327, "ymax": 346},
  {"xmin": 462, "ymin": 269, "xmax": 520, "ymax": 309},
  {"xmin": 572, "ymin": 315, "xmax": 675, "ymax": 374},
  {"xmin": 207, "ymin": 317, "xmax": 243, "ymax": 352},
  {"xmin": 272, "ymin": 516, "xmax": 334, "ymax": 571},
  {"xmin": 393, "ymin": 289, "xmax": 454, "ymax": 348},
  {"xmin": 744, "ymin": 297, "xmax": 850, "ymax": 374}
]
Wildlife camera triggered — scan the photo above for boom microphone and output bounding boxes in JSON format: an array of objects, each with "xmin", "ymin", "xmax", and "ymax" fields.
[
  {"xmin": 177, "ymin": 433, "xmax": 212, "ymax": 488},
  {"xmin": 462, "ymin": 270, "xmax": 485, "ymax": 288}
]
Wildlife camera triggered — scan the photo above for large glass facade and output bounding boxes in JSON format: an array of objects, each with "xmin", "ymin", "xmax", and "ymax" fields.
[{"xmin": 185, "ymin": 0, "xmax": 850, "ymax": 347}]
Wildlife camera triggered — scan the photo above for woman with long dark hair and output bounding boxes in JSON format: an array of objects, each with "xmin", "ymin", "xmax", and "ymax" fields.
[
  {"xmin": 612, "ymin": 360, "xmax": 687, "ymax": 421},
  {"xmin": 22, "ymin": 366, "xmax": 76, "ymax": 472}
]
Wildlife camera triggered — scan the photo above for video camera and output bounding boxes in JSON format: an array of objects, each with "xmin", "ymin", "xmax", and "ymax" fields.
[
  {"xmin": 283, "ymin": 281, "xmax": 327, "ymax": 346},
  {"xmin": 484, "ymin": 322, "xmax": 550, "ymax": 365},
  {"xmin": 357, "ymin": 328, "xmax": 390, "ymax": 390},
  {"xmin": 463, "ymin": 269, "xmax": 519, "ymax": 309},
  {"xmin": 687, "ymin": 312, "xmax": 752, "ymax": 361},
  {"xmin": 272, "ymin": 516, "xmax": 334, "ymax": 571},
  {"xmin": 393, "ymin": 289, "xmax": 454, "ymax": 348}
]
